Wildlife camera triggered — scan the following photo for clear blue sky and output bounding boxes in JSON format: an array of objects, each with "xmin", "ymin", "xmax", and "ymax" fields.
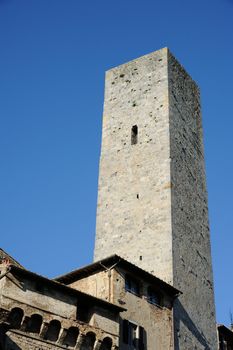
[{"xmin": 0, "ymin": 0, "xmax": 232, "ymax": 326}]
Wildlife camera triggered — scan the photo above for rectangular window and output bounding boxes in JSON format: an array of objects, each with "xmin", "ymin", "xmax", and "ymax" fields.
[
  {"xmin": 125, "ymin": 275, "xmax": 140, "ymax": 296},
  {"xmin": 147, "ymin": 287, "xmax": 161, "ymax": 306},
  {"xmin": 131, "ymin": 125, "xmax": 138, "ymax": 145},
  {"xmin": 122, "ymin": 320, "xmax": 145, "ymax": 350}
]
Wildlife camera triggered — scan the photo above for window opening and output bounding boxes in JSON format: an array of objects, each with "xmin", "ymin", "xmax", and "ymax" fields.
[
  {"xmin": 80, "ymin": 332, "xmax": 96, "ymax": 350},
  {"xmin": 99, "ymin": 337, "xmax": 112, "ymax": 350},
  {"xmin": 63, "ymin": 327, "xmax": 79, "ymax": 347},
  {"xmin": 44, "ymin": 320, "xmax": 61, "ymax": 342},
  {"xmin": 77, "ymin": 302, "xmax": 90, "ymax": 323},
  {"xmin": 131, "ymin": 125, "xmax": 138, "ymax": 145},
  {"xmin": 147, "ymin": 287, "xmax": 161, "ymax": 306},
  {"xmin": 8, "ymin": 308, "xmax": 24, "ymax": 329},
  {"xmin": 125, "ymin": 275, "xmax": 140, "ymax": 296},
  {"xmin": 26, "ymin": 314, "xmax": 42, "ymax": 333},
  {"xmin": 122, "ymin": 320, "xmax": 145, "ymax": 350}
]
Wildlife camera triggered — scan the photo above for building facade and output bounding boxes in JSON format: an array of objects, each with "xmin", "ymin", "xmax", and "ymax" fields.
[
  {"xmin": 56, "ymin": 255, "xmax": 180, "ymax": 349},
  {"xmin": 0, "ymin": 254, "xmax": 122, "ymax": 350}
]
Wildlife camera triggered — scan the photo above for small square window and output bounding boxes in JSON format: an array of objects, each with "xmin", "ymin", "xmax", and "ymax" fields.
[
  {"xmin": 147, "ymin": 287, "xmax": 161, "ymax": 306},
  {"xmin": 125, "ymin": 275, "xmax": 140, "ymax": 296}
]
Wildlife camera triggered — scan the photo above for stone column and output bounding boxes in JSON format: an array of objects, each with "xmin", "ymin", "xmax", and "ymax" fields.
[
  {"xmin": 0, "ymin": 308, "xmax": 10, "ymax": 323},
  {"xmin": 39, "ymin": 321, "xmax": 49, "ymax": 338},
  {"xmin": 74, "ymin": 333, "xmax": 85, "ymax": 349},
  {"xmin": 112, "ymin": 345, "xmax": 119, "ymax": 350},
  {"xmin": 57, "ymin": 328, "xmax": 68, "ymax": 345},
  {"xmin": 93, "ymin": 339, "xmax": 102, "ymax": 350},
  {"xmin": 20, "ymin": 316, "xmax": 30, "ymax": 331}
]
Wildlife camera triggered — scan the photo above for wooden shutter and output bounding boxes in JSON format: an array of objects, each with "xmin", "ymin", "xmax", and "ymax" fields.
[
  {"xmin": 122, "ymin": 319, "xmax": 129, "ymax": 344},
  {"xmin": 139, "ymin": 326, "xmax": 145, "ymax": 350}
]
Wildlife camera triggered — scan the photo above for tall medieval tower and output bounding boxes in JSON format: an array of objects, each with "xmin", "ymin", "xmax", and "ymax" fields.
[{"xmin": 94, "ymin": 48, "xmax": 217, "ymax": 349}]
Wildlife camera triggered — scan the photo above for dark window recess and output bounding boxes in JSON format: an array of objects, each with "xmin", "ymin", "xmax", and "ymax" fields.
[
  {"xmin": 80, "ymin": 332, "xmax": 96, "ymax": 350},
  {"xmin": 99, "ymin": 337, "xmax": 112, "ymax": 350},
  {"xmin": 122, "ymin": 319, "xmax": 146, "ymax": 350},
  {"xmin": 147, "ymin": 287, "xmax": 161, "ymax": 306},
  {"xmin": 125, "ymin": 275, "xmax": 140, "ymax": 296},
  {"xmin": 139, "ymin": 326, "xmax": 146, "ymax": 350},
  {"xmin": 123, "ymin": 320, "xmax": 129, "ymax": 344},
  {"xmin": 26, "ymin": 314, "xmax": 42, "ymax": 333},
  {"xmin": 77, "ymin": 302, "xmax": 91, "ymax": 323},
  {"xmin": 63, "ymin": 327, "xmax": 79, "ymax": 347},
  {"xmin": 7, "ymin": 308, "xmax": 24, "ymax": 329},
  {"xmin": 219, "ymin": 337, "xmax": 230, "ymax": 350},
  {"xmin": 44, "ymin": 320, "xmax": 61, "ymax": 342},
  {"xmin": 131, "ymin": 125, "xmax": 138, "ymax": 145}
]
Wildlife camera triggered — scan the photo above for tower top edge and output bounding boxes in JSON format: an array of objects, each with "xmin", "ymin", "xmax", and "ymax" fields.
[
  {"xmin": 106, "ymin": 47, "xmax": 169, "ymax": 73},
  {"xmin": 105, "ymin": 47, "xmax": 200, "ymax": 91}
]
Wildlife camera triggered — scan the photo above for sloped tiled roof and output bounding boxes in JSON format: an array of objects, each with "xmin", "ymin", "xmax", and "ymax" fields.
[{"xmin": 54, "ymin": 254, "xmax": 181, "ymax": 297}]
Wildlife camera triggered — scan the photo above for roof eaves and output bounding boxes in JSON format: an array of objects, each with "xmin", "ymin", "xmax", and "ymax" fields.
[
  {"xmin": 54, "ymin": 254, "xmax": 181, "ymax": 297},
  {"xmin": 54, "ymin": 254, "xmax": 119, "ymax": 282},
  {"xmin": 8, "ymin": 264, "xmax": 126, "ymax": 313}
]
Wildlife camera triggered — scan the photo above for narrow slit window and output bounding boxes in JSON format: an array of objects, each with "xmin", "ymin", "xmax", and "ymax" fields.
[{"xmin": 131, "ymin": 125, "xmax": 138, "ymax": 145}]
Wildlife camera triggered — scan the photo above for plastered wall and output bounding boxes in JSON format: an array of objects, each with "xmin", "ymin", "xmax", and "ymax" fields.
[
  {"xmin": 1, "ymin": 272, "xmax": 77, "ymax": 319},
  {"xmin": 70, "ymin": 268, "xmax": 174, "ymax": 349}
]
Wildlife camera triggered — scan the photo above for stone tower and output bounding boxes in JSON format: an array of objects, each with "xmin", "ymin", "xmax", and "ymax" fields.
[{"xmin": 94, "ymin": 48, "xmax": 217, "ymax": 349}]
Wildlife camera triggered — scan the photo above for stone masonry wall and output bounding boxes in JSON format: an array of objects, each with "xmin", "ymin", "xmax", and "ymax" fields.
[
  {"xmin": 168, "ymin": 51, "xmax": 217, "ymax": 349},
  {"xmin": 94, "ymin": 48, "xmax": 173, "ymax": 283},
  {"xmin": 69, "ymin": 268, "xmax": 174, "ymax": 350},
  {"xmin": 111, "ymin": 268, "xmax": 174, "ymax": 350},
  {"xmin": 94, "ymin": 48, "xmax": 217, "ymax": 349},
  {"xmin": 0, "ymin": 270, "xmax": 119, "ymax": 349},
  {"xmin": 70, "ymin": 271, "xmax": 110, "ymax": 303},
  {"xmin": 5, "ymin": 330, "xmax": 64, "ymax": 350},
  {"xmin": 1, "ymin": 271, "xmax": 77, "ymax": 320}
]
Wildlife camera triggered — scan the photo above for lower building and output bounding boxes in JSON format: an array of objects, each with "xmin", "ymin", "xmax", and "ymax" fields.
[
  {"xmin": 0, "ymin": 252, "xmax": 122, "ymax": 350},
  {"xmin": 0, "ymin": 250, "xmax": 180, "ymax": 349},
  {"xmin": 55, "ymin": 255, "xmax": 180, "ymax": 349},
  {"xmin": 1, "ymin": 251, "xmax": 230, "ymax": 349}
]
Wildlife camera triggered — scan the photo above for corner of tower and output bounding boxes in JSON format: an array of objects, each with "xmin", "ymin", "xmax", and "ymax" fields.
[{"xmin": 167, "ymin": 48, "xmax": 200, "ymax": 93}]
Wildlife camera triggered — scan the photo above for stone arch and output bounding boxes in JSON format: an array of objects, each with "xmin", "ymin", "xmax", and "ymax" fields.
[
  {"xmin": 62, "ymin": 326, "xmax": 79, "ymax": 347},
  {"xmin": 80, "ymin": 331, "xmax": 96, "ymax": 350},
  {"xmin": 44, "ymin": 319, "xmax": 61, "ymax": 342},
  {"xmin": 26, "ymin": 313, "xmax": 43, "ymax": 333},
  {"xmin": 7, "ymin": 307, "xmax": 24, "ymax": 329},
  {"xmin": 100, "ymin": 337, "xmax": 112, "ymax": 350}
]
